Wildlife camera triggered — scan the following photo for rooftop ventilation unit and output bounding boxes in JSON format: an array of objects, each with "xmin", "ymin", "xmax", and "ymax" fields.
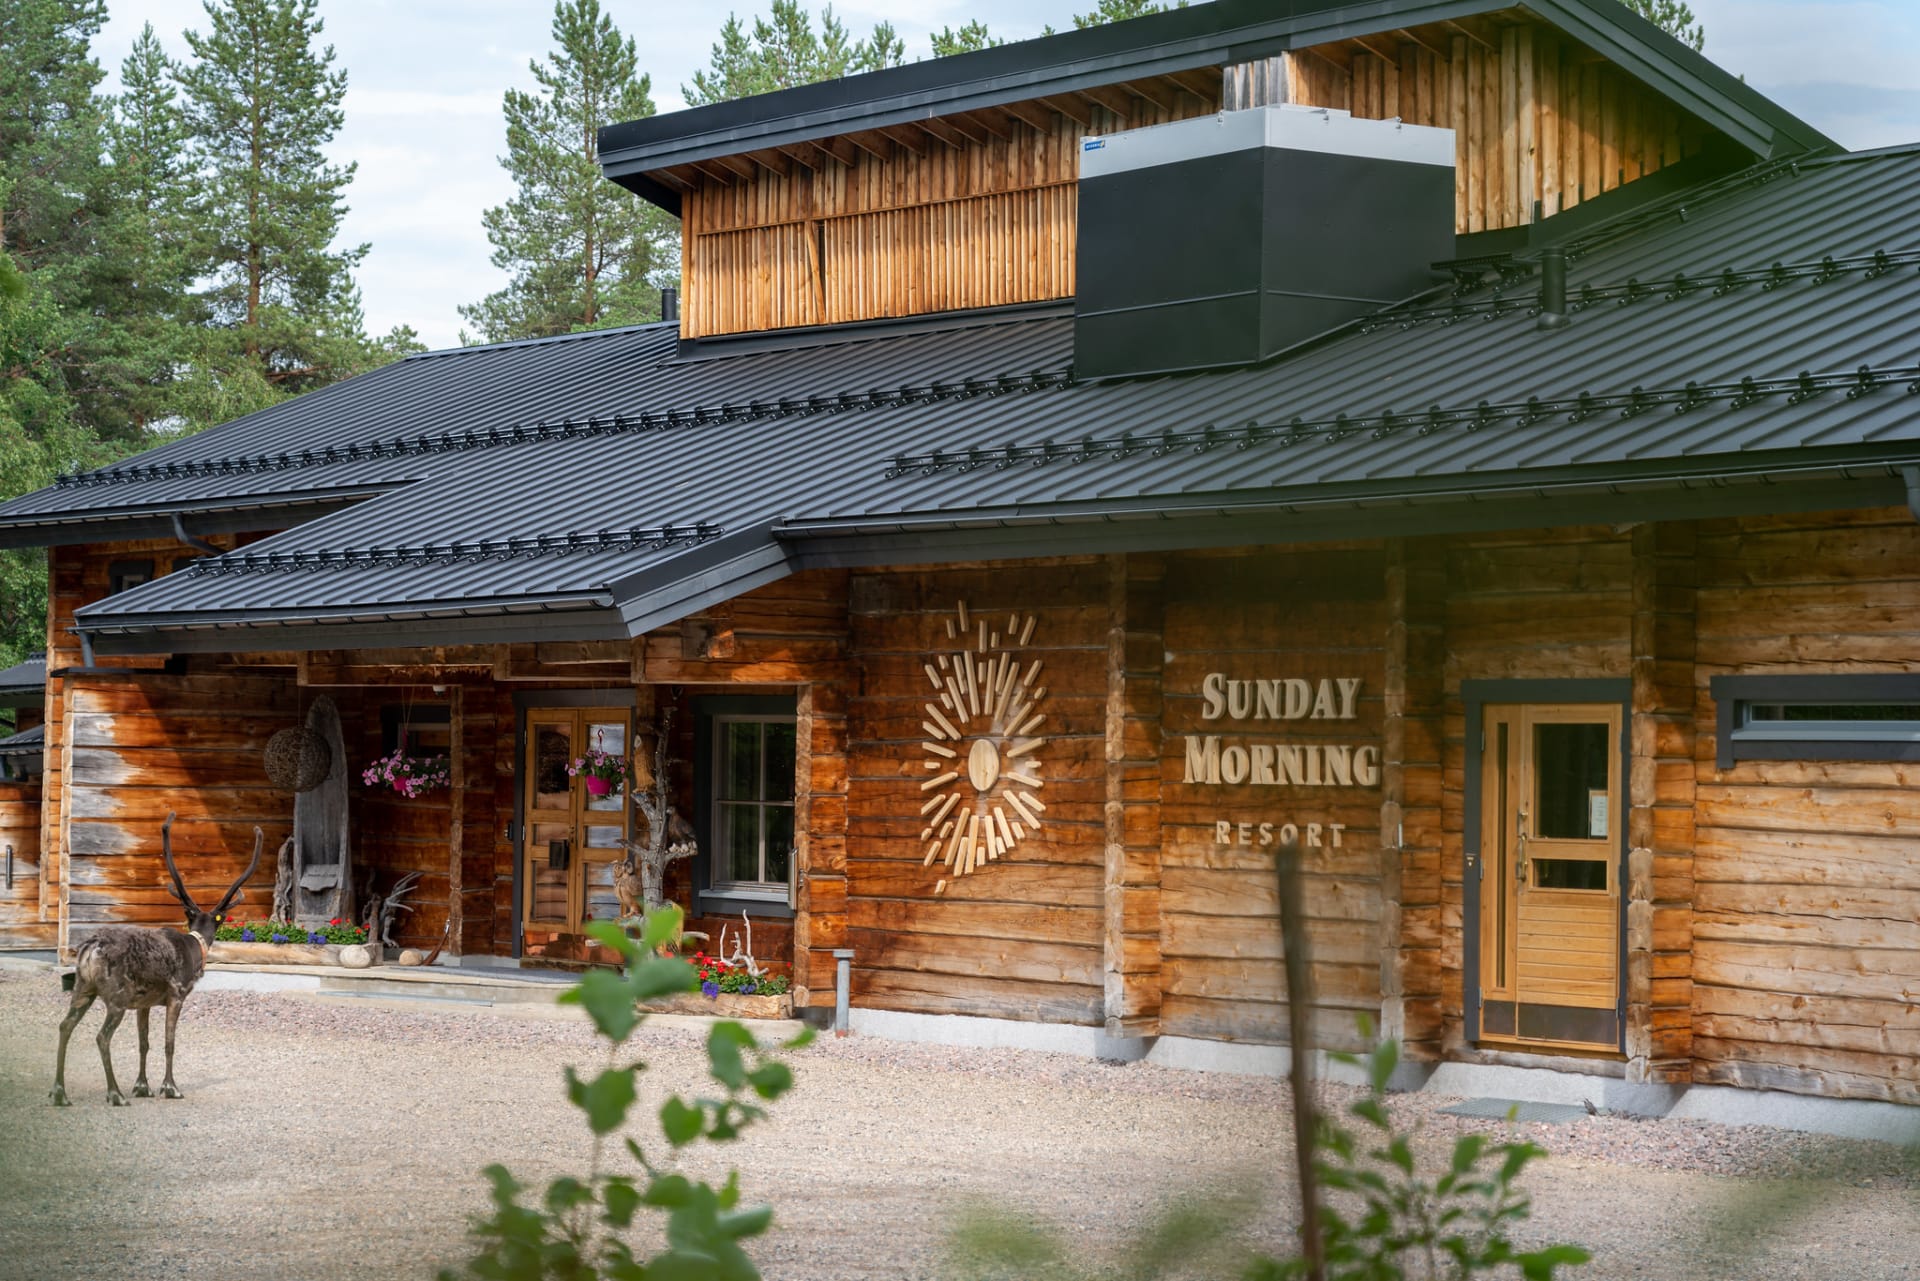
[{"xmin": 1074, "ymin": 105, "xmax": 1456, "ymax": 380}]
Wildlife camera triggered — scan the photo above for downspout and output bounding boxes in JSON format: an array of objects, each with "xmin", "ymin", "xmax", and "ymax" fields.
[
  {"xmin": 170, "ymin": 512, "xmax": 221, "ymax": 557},
  {"xmin": 1903, "ymin": 465, "xmax": 1920, "ymax": 522},
  {"xmin": 832, "ymin": 947, "xmax": 855, "ymax": 1036}
]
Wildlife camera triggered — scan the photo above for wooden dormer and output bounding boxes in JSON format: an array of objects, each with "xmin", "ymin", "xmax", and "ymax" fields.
[{"xmin": 600, "ymin": 1, "xmax": 1832, "ymax": 340}]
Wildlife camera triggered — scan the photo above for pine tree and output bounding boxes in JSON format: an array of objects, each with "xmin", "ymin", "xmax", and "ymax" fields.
[
  {"xmin": 1623, "ymin": 0, "xmax": 1705, "ymax": 50},
  {"xmin": 92, "ymin": 24, "xmax": 200, "ymax": 432},
  {"xmin": 683, "ymin": 2, "xmax": 904, "ymax": 106},
  {"xmin": 1072, "ymin": 0, "xmax": 1182, "ymax": 29},
  {"xmin": 176, "ymin": 0, "xmax": 374, "ymax": 405},
  {"xmin": 460, "ymin": 0, "xmax": 678, "ymax": 342},
  {"xmin": 930, "ymin": 20, "xmax": 1002, "ymax": 58}
]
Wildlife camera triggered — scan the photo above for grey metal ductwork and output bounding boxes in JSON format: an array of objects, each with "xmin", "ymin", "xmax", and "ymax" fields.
[{"xmin": 1073, "ymin": 105, "xmax": 1457, "ymax": 379}]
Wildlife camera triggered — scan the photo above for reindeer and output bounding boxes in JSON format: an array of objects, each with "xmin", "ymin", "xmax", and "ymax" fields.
[{"xmin": 50, "ymin": 812, "xmax": 263, "ymax": 1107}]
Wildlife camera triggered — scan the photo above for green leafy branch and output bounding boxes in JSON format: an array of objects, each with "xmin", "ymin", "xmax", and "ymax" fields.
[{"xmin": 438, "ymin": 905, "xmax": 810, "ymax": 1281}]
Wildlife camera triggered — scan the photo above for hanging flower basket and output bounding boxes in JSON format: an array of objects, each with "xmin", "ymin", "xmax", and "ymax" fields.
[
  {"xmin": 361, "ymin": 749, "xmax": 452, "ymax": 798},
  {"xmin": 567, "ymin": 739, "xmax": 628, "ymax": 797}
]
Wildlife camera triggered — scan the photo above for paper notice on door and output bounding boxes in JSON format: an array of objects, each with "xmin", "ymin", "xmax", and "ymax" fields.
[{"xmin": 1588, "ymin": 790, "xmax": 1608, "ymax": 838}]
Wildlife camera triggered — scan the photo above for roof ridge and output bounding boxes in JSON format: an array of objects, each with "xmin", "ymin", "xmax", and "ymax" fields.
[{"xmin": 405, "ymin": 319, "xmax": 676, "ymax": 361}]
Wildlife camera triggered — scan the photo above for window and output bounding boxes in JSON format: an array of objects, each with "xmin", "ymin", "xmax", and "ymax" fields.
[
  {"xmin": 1712, "ymin": 675, "xmax": 1920, "ymax": 767},
  {"xmin": 710, "ymin": 715, "xmax": 796, "ymax": 897},
  {"xmin": 107, "ymin": 559, "xmax": 154, "ymax": 595}
]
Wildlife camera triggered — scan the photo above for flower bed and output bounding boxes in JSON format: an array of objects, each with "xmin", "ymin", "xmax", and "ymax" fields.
[
  {"xmin": 215, "ymin": 917, "xmax": 369, "ymax": 946},
  {"xmin": 208, "ymin": 918, "xmax": 370, "ymax": 966},
  {"xmin": 638, "ymin": 951, "xmax": 796, "ymax": 1019}
]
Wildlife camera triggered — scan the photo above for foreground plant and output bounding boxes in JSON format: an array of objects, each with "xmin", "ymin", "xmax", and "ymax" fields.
[
  {"xmin": 438, "ymin": 906, "xmax": 808, "ymax": 1280},
  {"xmin": 1252, "ymin": 1031, "xmax": 1591, "ymax": 1281}
]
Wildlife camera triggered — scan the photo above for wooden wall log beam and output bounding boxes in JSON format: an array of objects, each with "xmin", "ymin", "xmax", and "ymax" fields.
[
  {"xmin": 1628, "ymin": 522, "xmax": 1696, "ymax": 1083},
  {"xmin": 1104, "ymin": 553, "xmax": 1164, "ymax": 1035}
]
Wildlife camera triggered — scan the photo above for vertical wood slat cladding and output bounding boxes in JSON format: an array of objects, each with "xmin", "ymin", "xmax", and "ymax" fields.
[
  {"xmin": 1690, "ymin": 509, "xmax": 1920, "ymax": 1104},
  {"xmin": 1436, "ymin": 528, "xmax": 1633, "ymax": 1052},
  {"xmin": 1273, "ymin": 22, "xmax": 1707, "ymax": 233},
  {"xmin": 1158, "ymin": 548, "xmax": 1387, "ymax": 1053},
  {"xmin": 1628, "ymin": 523, "xmax": 1696, "ymax": 1083},
  {"xmin": 844, "ymin": 560, "xmax": 1110, "ymax": 1024},
  {"xmin": 679, "ymin": 90, "xmax": 1216, "ymax": 337},
  {"xmin": 0, "ymin": 779, "xmax": 51, "ymax": 947}
]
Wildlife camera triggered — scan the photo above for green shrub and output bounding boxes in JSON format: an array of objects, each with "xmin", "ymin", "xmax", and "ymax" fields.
[
  {"xmin": 437, "ymin": 905, "xmax": 807, "ymax": 1281},
  {"xmin": 214, "ymin": 917, "xmax": 369, "ymax": 945}
]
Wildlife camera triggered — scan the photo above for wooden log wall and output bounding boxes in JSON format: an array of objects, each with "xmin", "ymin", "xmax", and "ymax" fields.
[
  {"xmin": 844, "ymin": 559, "xmax": 1111, "ymax": 1023},
  {"xmin": 1432, "ymin": 526, "xmax": 1633, "ymax": 1054},
  {"xmin": 1105, "ymin": 554, "xmax": 1164, "ymax": 1034},
  {"xmin": 42, "ymin": 539, "xmax": 291, "ymax": 951},
  {"xmin": 61, "ymin": 671, "xmax": 296, "ymax": 945},
  {"xmin": 1283, "ymin": 18, "xmax": 1711, "ymax": 231},
  {"xmin": 678, "ymin": 90, "xmax": 1217, "ymax": 338},
  {"xmin": 1380, "ymin": 540, "xmax": 1447, "ymax": 1058},
  {"xmin": 1158, "ymin": 548, "xmax": 1387, "ymax": 1053},
  {"xmin": 1690, "ymin": 508, "xmax": 1920, "ymax": 1104},
  {"xmin": 0, "ymin": 778, "xmax": 50, "ymax": 947},
  {"xmin": 1629, "ymin": 523, "xmax": 1697, "ymax": 1084}
]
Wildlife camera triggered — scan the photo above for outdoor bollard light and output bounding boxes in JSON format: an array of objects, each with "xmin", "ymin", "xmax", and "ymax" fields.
[{"xmin": 832, "ymin": 948, "xmax": 855, "ymax": 1037}]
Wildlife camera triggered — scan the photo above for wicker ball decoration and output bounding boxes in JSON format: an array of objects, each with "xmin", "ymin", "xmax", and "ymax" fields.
[{"xmin": 264, "ymin": 725, "xmax": 332, "ymax": 792}]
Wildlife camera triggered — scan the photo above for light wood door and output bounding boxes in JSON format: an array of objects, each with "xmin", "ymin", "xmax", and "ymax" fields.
[
  {"xmin": 522, "ymin": 707, "xmax": 631, "ymax": 935},
  {"xmin": 1477, "ymin": 703, "xmax": 1622, "ymax": 1050}
]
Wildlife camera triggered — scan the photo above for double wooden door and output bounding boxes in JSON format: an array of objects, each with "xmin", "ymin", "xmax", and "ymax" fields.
[
  {"xmin": 1474, "ymin": 703, "xmax": 1624, "ymax": 1051},
  {"xmin": 522, "ymin": 707, "xmax": 631, "ymax": 934}
]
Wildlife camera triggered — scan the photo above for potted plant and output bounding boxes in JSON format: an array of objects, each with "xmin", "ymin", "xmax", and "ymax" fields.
[
  {"xmin": 568, "ymin": 736, "xmax": 629, "ymax": 797},
  {"xmin": 361, "ymin": 748, "xmax": 452, "ymax": 798}
]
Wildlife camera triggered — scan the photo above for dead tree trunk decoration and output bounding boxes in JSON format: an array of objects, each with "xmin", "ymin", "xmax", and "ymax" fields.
[
  {"xmin": 617, "ymin": 704, "xmax": 699, "ymax": 919},
  {"xmin": 269, "ymin": 835, "xmax": 295, "ymax": 923},
  {"xmin": 291, "ymin": 695, "xmax": 350, "ymax": 928}
]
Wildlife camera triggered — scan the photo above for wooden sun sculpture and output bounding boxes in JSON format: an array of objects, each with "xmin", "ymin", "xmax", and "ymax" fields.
[{"xmin": 919, "ymin": 601, "xmax": 1048, "ymax": 895}]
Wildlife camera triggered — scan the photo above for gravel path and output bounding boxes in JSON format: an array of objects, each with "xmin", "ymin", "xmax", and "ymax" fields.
[{"xmin": 3, "ymin": 966, "xmax": 1917, "ymax": 1280}]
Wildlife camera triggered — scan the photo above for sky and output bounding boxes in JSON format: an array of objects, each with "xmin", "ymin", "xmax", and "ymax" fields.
[{"xmin": 94, "ymin": 0, "xmax": 1920, "ymax": 352}]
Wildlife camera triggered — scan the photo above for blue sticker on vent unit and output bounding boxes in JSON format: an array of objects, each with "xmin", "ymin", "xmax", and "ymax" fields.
[{"xmin": 1083, "ymin": 138, "xmax": 1105, "ymax": 151}]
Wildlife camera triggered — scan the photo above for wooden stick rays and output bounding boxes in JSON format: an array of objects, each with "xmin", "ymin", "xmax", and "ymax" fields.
[{"xmin": 918, "ymin": 600, "xmax": 1048, "ymax": 894}]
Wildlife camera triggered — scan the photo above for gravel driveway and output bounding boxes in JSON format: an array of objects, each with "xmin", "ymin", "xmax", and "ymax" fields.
[{"xmin": 2, "ymin": 965, "xmax": 1917, "ymax": 1281}]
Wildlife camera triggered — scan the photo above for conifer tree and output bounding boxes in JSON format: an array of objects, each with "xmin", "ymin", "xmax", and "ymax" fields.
[
  {"xmin": 684, "ymin": 2, "xmax": 904, "ymax": 106},
  {"xmin": 1624, "ymin": 0, "xmax": 1705, "ymax": 50},
  {"xmin": 176, "ymin": 0, "xmax": 374, "ymax": 407},
  {"xmin": 930, "ymin": 21, "xmax": 1002, "ymax": 57},
  {"xmin": 93, "ymin": 24, "xmax": 200, "ymax": 431},
  {"xmin": 461, "ymin": 0, "xmax": 678, "ymax": 341}
]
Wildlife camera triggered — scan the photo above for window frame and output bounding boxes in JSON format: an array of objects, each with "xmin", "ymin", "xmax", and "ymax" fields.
[
  {"xmin": 1711, "ymin": 674, "xmax": 1920, "ymax": 768},
  {"xmin": 692, "ymin": 695, "xmax": 798, "ymax": 918}
]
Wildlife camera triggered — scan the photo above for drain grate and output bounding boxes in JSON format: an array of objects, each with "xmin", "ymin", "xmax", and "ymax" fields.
[{"xmin": 1438, "ymin": 1098, "xmax": 1591, "ymax": 1124}]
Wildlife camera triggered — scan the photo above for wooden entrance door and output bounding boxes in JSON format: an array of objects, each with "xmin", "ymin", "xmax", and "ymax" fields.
[
  {"xmin": 522, "ymin": 707, "xmax": 631, "ymax": 935},
  {"xmin": 1476, "ymin": 703, "xmax": 1623, "ymax": 1050}
]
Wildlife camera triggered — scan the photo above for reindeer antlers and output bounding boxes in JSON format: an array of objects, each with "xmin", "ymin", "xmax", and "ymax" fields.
[
  {"xmin": 159, "ymin": 811, "xmax": 265, "ymax": 914},
  {"xmin": 159, "ymin": 812, "xmax": 192, "ymax": 907}
]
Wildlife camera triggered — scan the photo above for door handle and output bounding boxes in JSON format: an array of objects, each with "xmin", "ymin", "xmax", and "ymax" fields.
[{"xmin": 1515, "ymin": 806, "xmax": 1530, "ymax": 887}]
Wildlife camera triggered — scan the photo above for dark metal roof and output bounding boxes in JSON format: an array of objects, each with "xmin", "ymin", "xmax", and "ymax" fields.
[
  {"xmin": 19, "ymin": 144, "xmax": 1920, "ymax": 654},
  {"xmin": 0, "ymin": 724, "xmax": 44, "ymax": 757},
  {"xmin": 0, "ymin": 653, "xmax": 46, "ymax": 703},
  {"xmin": 598, "ymin": 0, "xmax": 1835, "ymax": 213},
  {"xmin": 0, "ymin": 306, "xmax": 1073, "ymax": 546}
]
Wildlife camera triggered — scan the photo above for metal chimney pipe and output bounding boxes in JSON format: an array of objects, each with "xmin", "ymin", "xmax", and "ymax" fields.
[
  {"xmin": 1537, "ymin": 247, "xmax": 1569, "ymax": 330},
  {"xmin": 660, "ymin": 286, "xmax": 679, "ymax": 325}
]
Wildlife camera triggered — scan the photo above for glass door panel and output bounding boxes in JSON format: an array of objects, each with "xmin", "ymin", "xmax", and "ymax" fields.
[
  {"xmin": 522, "ymin": 706, "xmax": 631, "ymax": 935},
  {"xmin": 1477, "ymin": 703, "xmax": 1622, "ymax": 1051}
]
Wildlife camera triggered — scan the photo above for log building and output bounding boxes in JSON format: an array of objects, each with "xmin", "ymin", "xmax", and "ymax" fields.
[{"xmin": 3, "ymin": 0, "xmax": 1918, "ymax": 1111}]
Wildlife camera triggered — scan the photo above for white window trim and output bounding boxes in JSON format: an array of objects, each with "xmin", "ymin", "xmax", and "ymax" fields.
[{"xmin": 708, "ymin": 712, "xmax": 798, "ymax": 899}]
